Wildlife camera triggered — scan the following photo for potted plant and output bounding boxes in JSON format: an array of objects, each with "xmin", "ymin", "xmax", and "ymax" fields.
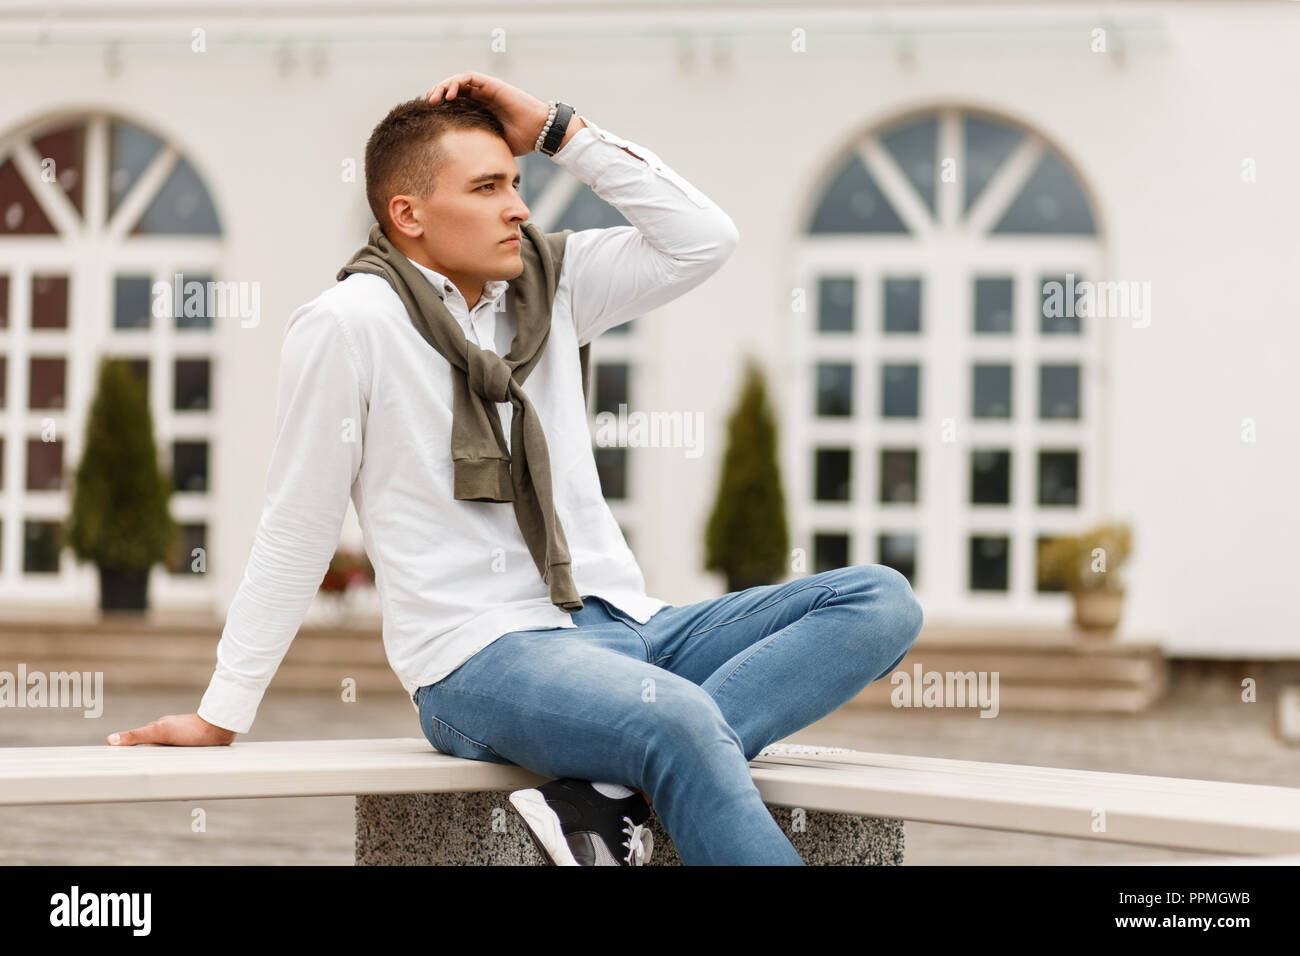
[
  {"xmin": 703, "ymin": 357, "xmax": 790, "ymax": 592},
  {"xmin": 1037, "ymin": 522, "xmax": 1133, "ymax": 635},
  {"xmin": 65, "ymin": 358, "xmax": 180, "ymax": 612},
  {"xmin": 318, "ymin": 547, "xmax": 375, "ymax": 621}
]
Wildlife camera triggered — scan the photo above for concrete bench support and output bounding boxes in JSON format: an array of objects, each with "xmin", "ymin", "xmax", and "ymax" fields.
[{"xmin": 355, "ymin": 744, "xmax": 904, "ymax": 865}]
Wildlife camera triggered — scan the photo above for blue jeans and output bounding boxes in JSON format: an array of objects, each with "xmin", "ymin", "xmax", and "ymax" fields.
[{"xmin": 413, "ymin": 564, "xmax": 924, "ymax": 865}]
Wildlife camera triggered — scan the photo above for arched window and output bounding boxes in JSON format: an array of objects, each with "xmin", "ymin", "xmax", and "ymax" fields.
[
  {"xmin": 0, "ymin": 113, "xmax": 222, "ymax": 586},
  {"xmin": 792, "ymin": 107, "xmax": 1104, "ymax": 619}
]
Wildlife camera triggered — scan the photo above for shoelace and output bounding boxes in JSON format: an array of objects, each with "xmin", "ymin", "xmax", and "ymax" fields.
[{"xmin": 620, "ymin": 816, "xmax": 653, "ymax": 866}]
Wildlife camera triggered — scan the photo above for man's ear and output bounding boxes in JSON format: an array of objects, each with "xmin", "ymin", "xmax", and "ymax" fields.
[{"xmin": 387, "ymin": 195, "xmax": 424, "ymax": 240}]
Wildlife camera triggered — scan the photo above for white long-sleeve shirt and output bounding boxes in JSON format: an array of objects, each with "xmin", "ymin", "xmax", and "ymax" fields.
[{"xmin": 197, "ymin": 115, "xmax": 739, "ymax": 734}]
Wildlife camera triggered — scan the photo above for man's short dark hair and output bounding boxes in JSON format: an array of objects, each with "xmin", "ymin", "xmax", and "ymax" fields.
[{"xmin": 364, "ymin": 96, "xmax": 509, "ymax": 235}]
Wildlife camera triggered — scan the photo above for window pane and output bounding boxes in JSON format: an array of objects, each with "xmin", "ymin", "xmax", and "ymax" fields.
[
  {"xmin": 1038, "ymin": 450, "xmax": 1079, "ymax": 506},
  {"xmin": 883, "ymin": 277, "xmax": 921, "ymax": 334},
  {"xmin": 879, "ymin": 449, "xmax": 918, "ymax": 503},
  {"xmin": 595, "ymin": 446, "xmax": 627, "ymax": 499},
  {"xmin": 28, "ymin": 357, "xmax": 66, "ymax": 409},
  {"xmin": 0, "ymin": 158, "xmax": 57, "ymax": 235},
  {"xmin": 964, "ymin": 115, "xmax": 1022, "ymax": 213},
  {"xmin": 0, "ymin": 357, "xmax": 5, "ymax": 409},
  {"xmin": 1039, "ymin": 364, "xmax": 1081, "ymax": 419},
  {"xmin": 817, "ymin": 277, "xmax": 855, "ymax": 333},
  {"xmin": 175, "ymin": 273, "xmax": 214, "ymax": 330},
  {"xmin": 24, "ymin": 520, "xmax": 62, "ymax": 573},
  {"xmin": 32, "ymin": 123, "xmax": 86, "ymax": 217},
  {"xmin": 815, "ymin": 363, "xmax": 853, "ymax": 416},
  {"xmin": 814, "ymin": 448, "xmax": 851, "ymax": 501},
  {"xmin": 174, "ymin": 359, "xmax": 210, "ymax": 411},
  {"xmin": 971, "ymin": 449, "xmax": 1011, "ymax": 505},
  {"xmin": 31, "ymin": 274, "xmax": 69, "ymax": 329},
  {"xmin": 114, "ymin": 275, "xmax": 152, "ymax": 329},
  {"xmin": 881, "ymin": 363, "xmax": 919, "ymax": 418},
  {"xmin": 172, "ymin": 441, "xmax": 209, "ymax": 492},
  {"xmin": 109, "ymin": 120, "xmax": 164, "ymax": 217},
  {"xmin": 1040, "ymin": 274, "xmax": 1083, "ymax": 334},
  {"xmin": 992, "ymin": 152, "xmax": 1096, "ymax": 235},
  {"xmin": 593, "ymin": 363, "xmax": 629, "ymax": 416},
  {"xmin": 969, "ymin": 535, "xmax": 1009, "ymax": 591},
  {"xmin": 879, "ymin": 116, "xmax": 938, "ymax": 215},
  {"xmin": 809, "ymin": 152, "xmax": 907, "ymax": 233},
  {"xmin": 879, "ymin": 533, "xmax": 917, "ymax": 587},
  {"xmin": 168, "ymin": 522, "xmax": 208, "ymax": 575},
  {"xmin": 131, "ymin": 156, "xmax": 221, "ymax": 235},
  {"xmin": 972, "ymin": 363, "xmax": 1012, "ymax": 418},
  {"xmin": 813, "ymin": 532, "xmax": 850, "ymax": 573},
  {"xmin": 26, "ymin": 438, "xmax": 64, "ymax": 491},
  {"xmin": 603, "ymin": 318, "xmax": 634, "ymax": 336},
  {"xmin": 974, "ymin": 277, "xmax": 1013, "ymax": 334},
  {"xmin": 0, "ymin": 273, "xmax": 8, "ymax": 327},
  {"xmin": 1036, "ymin": 534, "xmax": 1068, "ymax": 592}
]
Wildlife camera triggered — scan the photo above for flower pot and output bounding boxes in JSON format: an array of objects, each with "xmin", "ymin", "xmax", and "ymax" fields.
[
  {"xmin": 99, "ymin": 565, "xmax": 150, "ymax": 612},
  {"xmin": 1071, "ymin": 587, "xmax": 1125, "ymax": 635}
]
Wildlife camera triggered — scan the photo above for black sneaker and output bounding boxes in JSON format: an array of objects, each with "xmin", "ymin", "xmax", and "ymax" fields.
[{"xmin": 508, "ymin": 778, "xmax": 654, "ymax": 866}]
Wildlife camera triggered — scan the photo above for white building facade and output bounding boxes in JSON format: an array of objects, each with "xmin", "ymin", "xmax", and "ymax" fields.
[{"xmin": 1, "ymin": 1, "xmax": 1295, "ymax": 658}]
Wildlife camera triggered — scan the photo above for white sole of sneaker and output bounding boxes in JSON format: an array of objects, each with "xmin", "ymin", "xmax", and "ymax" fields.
[{"xmin": 509, "ymin": 788, "xmax": 581, "ymax": 866}]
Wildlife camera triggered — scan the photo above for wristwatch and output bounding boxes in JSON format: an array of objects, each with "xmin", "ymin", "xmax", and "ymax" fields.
[{"xmin": 535, "ymin": 101, "xmax": 576, "ymax": 156}]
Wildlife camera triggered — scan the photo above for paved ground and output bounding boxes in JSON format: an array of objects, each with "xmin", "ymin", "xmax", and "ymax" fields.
[{"xmin": 2, "ymin": 669, "xmax": 1296, "ymax": 865}]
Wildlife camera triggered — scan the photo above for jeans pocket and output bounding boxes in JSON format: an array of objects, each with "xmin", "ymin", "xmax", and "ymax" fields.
[{"xmin": 429, "ymin": 716, "xmax": 512, "ymax": 765}]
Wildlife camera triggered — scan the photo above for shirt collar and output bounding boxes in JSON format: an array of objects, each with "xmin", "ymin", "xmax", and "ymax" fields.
[{"xmin": 403, "ymin": 255, "xmax": 509, "ymax": 315}]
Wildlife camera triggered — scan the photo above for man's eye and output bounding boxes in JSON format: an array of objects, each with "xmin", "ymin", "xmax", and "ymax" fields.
[{"xmin": 478, "ymin": 183, "xmax": 494, "ymax": 191}]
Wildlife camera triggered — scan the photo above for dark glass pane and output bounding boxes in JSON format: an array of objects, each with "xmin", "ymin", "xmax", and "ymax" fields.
[
  {"xmin": 974, "ymin": 277, "xmax": 1013, "ymax": 334},
  {"xmin": 0, "ymin": 438, "xmax": 4, "ymax": 490},
  {"xmin": 0, "ymin": 356, "xmax": 5, "ymax": 408},
  {"xmin": 815, "ymin": 363, "xmax": 853, "ymax": 416},
  {"xmin": 993, "ymin": 151, "xmax": 1096, "ymax": 235},
  {"xmin": 883, "ymin": 277, "xmax": 921, "ymax": 333},
  {"xmin": 880, "ymin": 115, "xmax": 938, "ymax": 215},
  {"xmin": 131, "ymin": 156, "xmax": 222, "ymax": 235},
  {"xmin": 814, "ymin": 448, "xmax": 851, "ymax": 501},
  {"xmin": 109, "ymin": 120, "xmax": 164, "ymax": 217},
  {"xmin": 556, "ymin": 186, "xmax": 629, "ymax": 231},
  {"xmin": 174, "ymin": 359, "xmax": 210, "ymax": 411},
  {"xmin": 969, "ymin": 535, "xmax": 1009, "ymax": 591},
  {"xmin": 813, "ymin": 532, "xmax": 850, "ymax": 573},
  {"xmin": 964, "ymin": 115, "xmax": 1022, "ymax": 213},
  {"xmin": 0, "ymin": 273, "xmax": 8, "ymax": 327},
  {"xmin": 595, "ymin": 446, "xmax": 627, "ymax": 499},
  {"xmin": 1038, "ymin": 450, "xmax": 1079, "ymax": 506},
  {"xmin": 32, "ymin": 123, "xmax": 86, "ymax": 217},
  {"xmin": 114, "ymin": 275, "xmax": 153, "ymax": 330},
  {"xmin": 1040, "ymin": 274, "xmax": 1083, "ymax": 334},
  {"xmin": 603, "ymin": 318, "xmax": 635, "ymax": 336},
  {"xmin": 817, "ymin": 277, "xmax": 855, "ymax": 333},
  {"xmin": 168, "ymin": 522, "xmax": 207, "ymax": 575},
  {"xmin": 28, "ymin": 357, "xmax": 66, "ymax": 410},
  {"xmin": 1039, "ymin": 364, "xmax": 1080, "ymax": 419},
  {"xmin": 972, "ymin": 363, "xmax": 1012, "ymax": 418},
  {"xmin": 1036, "ymin": 534, "xmax": 1068, "ymax": 593},
  {"xmin": 881, "ymin": 363, "xmax": 919, "ymax": 418},
  {"xmin": 879, "ymin": 449, "xmax": 918, "ymax": 503},
  {"xmin": 809, "ymin": 152, "xmax": 907, "ymax": 233},
  {"xmin": 24, "ymin": 520, "xmax": 62, "ymax": 573},
  {"xmin": 879, "ymin": 534, "xmax": 917, "ymax": 587},
  {"xmin": 172, "ymin": 441, "xmax": 209, "ymax": 493},
  {"xmin": 0, "ymin": 159, "xmax": 57, "ymax": 235},
  {"xmin": 971, "ymin": 449, "xmax": 1011, "ymax": 505},
  {"xmin": 519, "ymin": 152, "xmax": 559, "ymax": 205},
  {"xmin": 593, "ymin": 363, "xmax": 629, "ymax": 416},
  {"xmin": 175, "ymin": 273, "xmax": 215, "ymax": 330},
  {"xmin": 31, "ymin": 274, "xmax": 69, "ymax": 329},
  {"xmin": 26, "ymin": 438, "xmax": 64, "ymax": 491}
]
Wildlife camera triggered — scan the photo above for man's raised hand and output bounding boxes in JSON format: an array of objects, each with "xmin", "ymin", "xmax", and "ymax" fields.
[{"xmin": 426, "ymin": 70, "xmax": 551, "ymax": 158}]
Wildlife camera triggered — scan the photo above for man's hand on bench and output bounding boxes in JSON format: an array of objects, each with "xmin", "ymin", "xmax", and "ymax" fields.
[{"xmin": 107, "ymin": 714, "xmax": 238, "ymax": 747}]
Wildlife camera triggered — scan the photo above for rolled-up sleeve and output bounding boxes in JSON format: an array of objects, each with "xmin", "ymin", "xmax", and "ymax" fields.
[
  {"xmin": 197, "ymin": 301, "xmax": 367, "ymax": 734},
  {"xmin": 550, "ymin": 115, "xmax": 740, "ymax": 345}
]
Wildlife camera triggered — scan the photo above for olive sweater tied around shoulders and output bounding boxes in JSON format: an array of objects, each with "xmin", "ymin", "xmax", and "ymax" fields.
[{"xmin": 336, "ymin": 222, "xmax": 591, "ymax": 613}]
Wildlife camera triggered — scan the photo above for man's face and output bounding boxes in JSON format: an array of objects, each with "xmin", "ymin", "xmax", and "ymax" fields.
[{"xmin": 388, "ymin": 128, "xmax": 530, "ymax": 301}]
